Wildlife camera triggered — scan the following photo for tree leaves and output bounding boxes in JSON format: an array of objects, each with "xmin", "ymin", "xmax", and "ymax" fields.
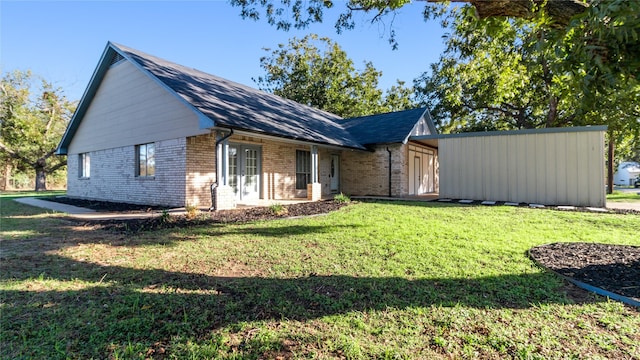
[
  {"xmin": 255, "ymin": 34, "xmax": 416, "ymax": 117},
  {"xmin": 0, "ymin": 70, "xmax": 75, "ymax": 190}
]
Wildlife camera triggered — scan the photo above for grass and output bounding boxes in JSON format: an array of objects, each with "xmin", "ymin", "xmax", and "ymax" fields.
[
  {"xmin": 607, "ymin": 190, "xmax": 640, "ymax": 202},
  {"xmin": 0, "ymin": 189, "xmax": 66, "ymax": 199},
  {"xmin": 1, "ymin": 196, "xmax": 639, "ymax": 359}
]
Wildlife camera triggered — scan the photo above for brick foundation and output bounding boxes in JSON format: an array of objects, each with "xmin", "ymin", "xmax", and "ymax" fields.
[
  {"xmin": 212, "ymin": 185, "xmax": 236, "ymax": 210},
  {"xmin": 307, "ymin": 182, "xmax": 322, "ymax": 201}
]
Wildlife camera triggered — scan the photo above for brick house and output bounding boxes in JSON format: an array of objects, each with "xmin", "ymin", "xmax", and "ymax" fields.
[{"xmin": 57, "ymin": 42, "xmax": 439, "ymax": 209}]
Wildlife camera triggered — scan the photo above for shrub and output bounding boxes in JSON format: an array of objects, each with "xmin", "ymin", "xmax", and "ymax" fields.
[
  {"xmin": 185, "ymin": 204, "xmax": 199, "ymax": 220},
  {"xmin": 269, "ymin": 203, "xmax": 288, "ymax": 216},
  {"xmin": 334, "ymin": 192, "xmax": 351, "ymax": 203}
]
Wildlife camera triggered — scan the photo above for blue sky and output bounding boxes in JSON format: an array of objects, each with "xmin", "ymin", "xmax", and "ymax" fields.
[{"xmin": 1, "ymin": 1, "xmax": 447, "ymax": 102}]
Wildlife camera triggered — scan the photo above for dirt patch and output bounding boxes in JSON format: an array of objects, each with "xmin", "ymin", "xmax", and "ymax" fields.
[
  {"xmin": 62, "ymin": 199, "xmax": 349, "ymax": 234},
  {"xmin": 530, "ymin": 242, "xmax": 640, "ymax": 302}
]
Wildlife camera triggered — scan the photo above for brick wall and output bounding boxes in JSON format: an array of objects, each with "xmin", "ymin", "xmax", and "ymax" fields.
[
  {"xmin": 341, "ymin": 144, "xmax": 406, "ymax": 196},
  {"xmin": 185, "ymin": 133, "xmax": 216, "ymax": 208},
  {"xmin": 67, "ymin": 138, "xmax": 187, "ymax": 207}
]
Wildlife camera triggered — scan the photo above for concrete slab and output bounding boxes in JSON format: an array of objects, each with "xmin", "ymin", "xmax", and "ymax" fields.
[
  {"xmin": 438, "ymin": 199, "xmax": 452, "ymax": 202},
  {"xmin": 504, "ymin": 202, "xmax": 520, "ymax": 206},
  {"xmin": 557, "ymin": 206, "xmax": 576, "ymax": 211},
  {"xmin": 586, "ymin": 207, "xmax": 609, "ymax": 213},
  {"xmin": 481, "ymin": 201, "xmax": 496, "ymax": 205},
  {"xmin": 606, "ymin": 202, "xmax": 640, "ymax": 211},
  {"xmin": 459, "ymin": 199, "xmax": 474, "ymax": 204},
  {"xmin": 529, "ymin": 204, "xmax": 545, "ymax": 208}
]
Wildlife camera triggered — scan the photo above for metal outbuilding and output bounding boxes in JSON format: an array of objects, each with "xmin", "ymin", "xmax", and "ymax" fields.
[{"xmin": 412, "ymin": 126, "xmax": 607, "ymax": 208}]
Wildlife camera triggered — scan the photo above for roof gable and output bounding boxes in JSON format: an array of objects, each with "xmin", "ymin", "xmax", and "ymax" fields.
[
  {"xmin": 339, "ymin": 108, "xmax": 436, "ymax": 146},
  {"xmin": 114, "ymin": 43, "xmax": 365, "ymax": 150},
  {"xmin": 58, "ymin": 42, "xmax": 437, "ymax": 154}
]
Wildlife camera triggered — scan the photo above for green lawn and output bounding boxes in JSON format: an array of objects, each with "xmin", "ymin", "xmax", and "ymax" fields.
[
  {"xmin": 1, "ymin": 197, "xmax": 638, "ymax": 359},
  {"xmin": 608, "ymin": 190, "xmax": 640, "ymax": 202}
]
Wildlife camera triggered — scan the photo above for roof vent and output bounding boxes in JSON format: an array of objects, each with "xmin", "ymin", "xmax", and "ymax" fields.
[{"xmin": 109, "ymin": 52, "xmax": 125, "ymax": 66}]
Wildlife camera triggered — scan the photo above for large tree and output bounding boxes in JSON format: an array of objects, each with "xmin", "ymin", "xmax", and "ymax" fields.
[
  {"xmin": 231, "ymin": 0, "xmax": 589, "ymax": 47},
  {"xmin": 0, "ymin": 71, "xmax": 74, "ymax": 191},
  {"xmin": 414, "ymin": 2, "xmax": 639, "ymax": 192},
  {"xmin": 414, "ymin": 10, "xmax": 577, "ymax": 133},
  {"xmin": 255, "ymin": 34, "xmax": 416, "ymax": 117}
]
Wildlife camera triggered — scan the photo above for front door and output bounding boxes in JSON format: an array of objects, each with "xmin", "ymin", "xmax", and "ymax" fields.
[
  {"xmin": 414, "ymin": 156, "xmax": 421, "ymax": 194},
  {"xmin": 229, "ymin": 144, "xmax": 261, "ymax": 200},
  {"xmin": 330, "ymin": 154, "xmax": 340, "ymax": 192}
]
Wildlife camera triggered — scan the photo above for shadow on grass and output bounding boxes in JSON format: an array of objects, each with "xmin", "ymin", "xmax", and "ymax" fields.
[
  {"xmin": 0, "ymin": 199, "xmax": 603, "ymax": 358},
  {"xmin": 2, "ymin": 255, "xmax": 593, "ymax": 357}
]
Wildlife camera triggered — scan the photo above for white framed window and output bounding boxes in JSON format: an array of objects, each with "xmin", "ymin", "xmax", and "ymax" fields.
[
  {"xmin": 79, "ymin": 153, "xmax": 90, "ymax": 178},
  {"xmin": 296, "ymin": 150, "xmax": 310, "ymax": 190},
  {"xmin": 136, "ymin": 143, "xmax": 155, "ymax": 177}
]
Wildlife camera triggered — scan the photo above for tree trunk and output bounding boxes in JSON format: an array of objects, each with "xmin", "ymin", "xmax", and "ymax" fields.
[
  {"xmin": 1, "ymin": 163, "xmax": 11, "ymax": 191},
  {"xmin": 607, "ymin": 136, "xmax": 614, "ymax": 195},
  {"xmin": 35, "ymin": 167, "xmax": 47, "ymax": 192}
]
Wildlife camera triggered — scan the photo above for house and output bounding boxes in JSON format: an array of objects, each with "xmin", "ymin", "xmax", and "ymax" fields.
[
  {"xmin": 614, "ymin": 161, "xmax": 640, "ymax": 186},
  {"xmin": 57, "ymin": 42, "xmax": 439, "ymax": 209}
]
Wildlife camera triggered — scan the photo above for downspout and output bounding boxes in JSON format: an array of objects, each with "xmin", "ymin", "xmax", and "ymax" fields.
[
  {"xmin": 386, "ymin": 147, "xmax": 392, "ymax": 197},
  {"xmin": 211, "ymin": 129, "xmax": 234, "ymax": 210}
]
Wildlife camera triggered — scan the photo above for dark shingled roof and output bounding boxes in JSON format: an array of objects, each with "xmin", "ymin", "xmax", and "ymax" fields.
[
  {"xmin": 58, "ymin": 42, "xmax": 436, "ymax": 154},
  {"xmin": 339, "ymin": 108, "xmax": 432, "ymax": 146},
  {"xmin": 115, "ymin": 43, "xmax": 366, "ymax": 150}
]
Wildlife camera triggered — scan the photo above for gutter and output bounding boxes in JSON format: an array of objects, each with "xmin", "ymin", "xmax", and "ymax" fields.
[{"xmin": 387, "ymin": 147, "xmax": 392, "ymax": 197}]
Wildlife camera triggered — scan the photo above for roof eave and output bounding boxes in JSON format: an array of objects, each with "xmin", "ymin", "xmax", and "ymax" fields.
[
  {"xmin": 226, "ymin": 127, "xmax": 369, "ymax": 151},
  {"xmin": 57, "ymin": 43, "xmax": 116, "ymax": 155}
]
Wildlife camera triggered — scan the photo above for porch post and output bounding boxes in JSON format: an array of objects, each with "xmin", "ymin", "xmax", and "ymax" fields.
[
  {"xmin": 222, "ymin": 140, "xmax": 229, "ymax": 186},
  {"xmin": 213, "ymin": 134, "xmax": 235, "ymax": 210},
  {"xmin": 307, "ymin": 145, "xmax": 321, "ymax": 201},
  {"xmin": 311, "ymin": 145, "xmax": 319, "ymax": 183}
]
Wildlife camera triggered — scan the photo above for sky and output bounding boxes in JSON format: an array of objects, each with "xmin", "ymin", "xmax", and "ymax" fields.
[{"xmin": 1, "ymin": 1, "xmax": 447, "ymax": 102}]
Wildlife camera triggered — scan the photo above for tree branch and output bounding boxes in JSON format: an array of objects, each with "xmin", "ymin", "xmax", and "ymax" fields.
[
  {"xmin": 426, "ymin": 0, "xmax": 590, "ymax": 26},
  {"xmin": 0, "ymin": 141, "xmax": 36, "ymax": 167},
  {"xmin": 46, "ymin": 159, "xmax": 67, "ymax": 173}
]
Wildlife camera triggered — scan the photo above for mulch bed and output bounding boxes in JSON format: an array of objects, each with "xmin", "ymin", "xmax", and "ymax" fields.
[
  {"xmin": 52, "ymin": 197, "xmax": 349, "ymax": 233},
  {"xmin": 530, "ymin": 243, "xmax": 640, "ymax": 303},
  {"xmin": 47, "ymin": 197, "xmax": 168, "ymax": 212}
]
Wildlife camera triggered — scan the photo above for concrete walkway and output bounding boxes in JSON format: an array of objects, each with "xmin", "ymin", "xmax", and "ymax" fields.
[{"xmin": 606, "ymin": 201, "xmax": 640, "ymax": 212}]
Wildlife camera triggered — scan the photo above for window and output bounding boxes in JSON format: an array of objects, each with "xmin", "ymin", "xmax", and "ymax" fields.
[
  {"xmin": 136, "ymin": 143, "xmax": 155, "ymax": 177},
  {"xmin": 296, "ymin": 150, "xmax": 310, "ymax": 190},
  {"xmin": 79, "ymin": 153, "xmax": 90, "ymax": 178}
]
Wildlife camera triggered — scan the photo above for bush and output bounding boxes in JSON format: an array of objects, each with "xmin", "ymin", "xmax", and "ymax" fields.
[
  {"xmin": 333, "ymin": 193, "xmax": 351, "ymax": 203},
  {"xmin": 269, "ymin": 203, "xmax": 288, "ymax": 216},
  {"xmin": 185, "ymin": 204, "xmax": 199, "ymax": 220}
]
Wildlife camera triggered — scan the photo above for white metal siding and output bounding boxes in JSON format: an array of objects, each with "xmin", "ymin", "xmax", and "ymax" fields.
[
  {"xmin": 67, "ymin": 60, "xmax": 208, "ymax": 154},
  {"xmin": 439, "ymin": 129, "xmax": 606, "ymax": 207}
]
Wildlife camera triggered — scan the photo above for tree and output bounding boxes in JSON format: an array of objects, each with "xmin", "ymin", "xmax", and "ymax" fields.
[
  {"xmin": 0, "ymin": 71, "xmax": 74, "ymax": 191},
  {"xmin": 255, "ymin": 34, "xmax": 416, "ymax": 117},
  {"xmin": 230, "ymin": 0, "xmax": 589, "ymax": 48},
  {"xmin": 414, "ymin": 10, "xmax": 575, "ymax": 132},
  {"xmin": 414, "ymin": 2, "xmax": 639, "ymax": 192}
]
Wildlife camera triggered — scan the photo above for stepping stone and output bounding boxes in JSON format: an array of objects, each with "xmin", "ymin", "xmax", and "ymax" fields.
[
  {"xmin": 557, "ymin": 206, "xmax": 576, "ymax": 211},
  {"xmin": 438, "ymin": 199, "xmax": 452, "ymax": 202},
  {"xmin": 586, "ymin": 207, "xmax": 608, "ymax": 213},
  {"xmin": 529, "ymin": 203, "xmax": 545, "ymax": 208},
  {"xmin": 459, "ymin": 199, "xmax": 474, "ymax": 204},
  {"xmin": 481, "ymin": 201, "xmax": 496, "ymax": 205},
  {"xmin": 504, "ymin": 202, "xmax": 519, "ymax": 206}
]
